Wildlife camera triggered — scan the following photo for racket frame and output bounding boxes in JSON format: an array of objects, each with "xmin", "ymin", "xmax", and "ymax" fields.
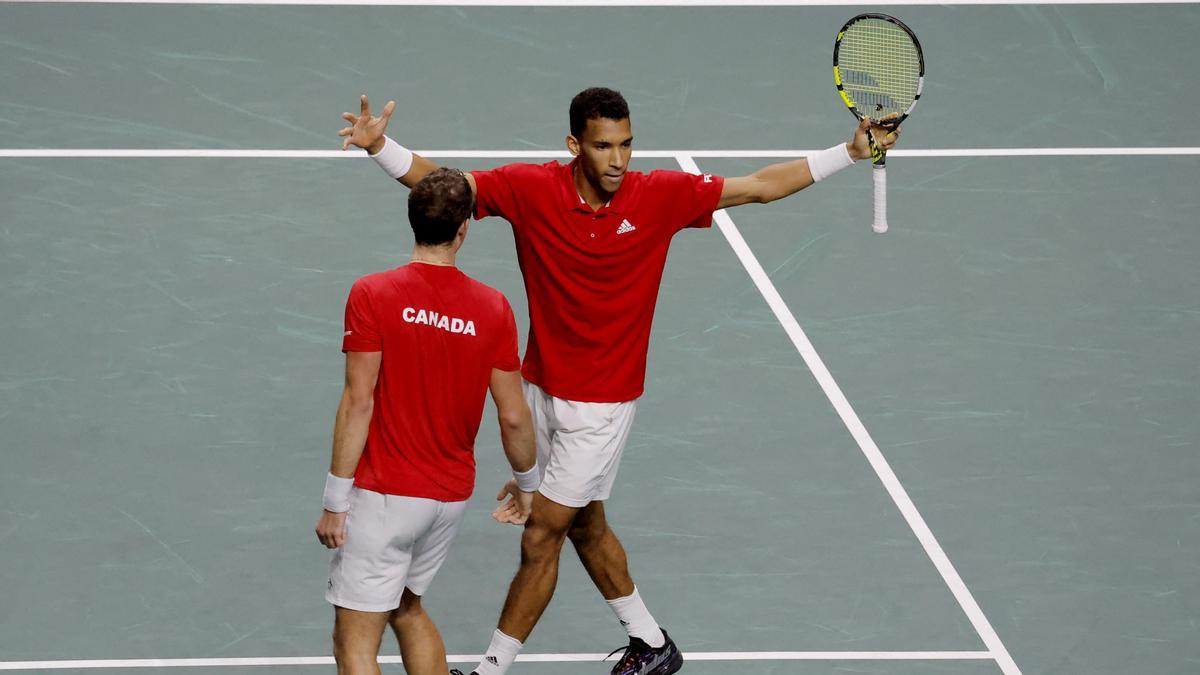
[{"xmin": 832, "ymin": 13, "xmax": 924, "ymax": 232}]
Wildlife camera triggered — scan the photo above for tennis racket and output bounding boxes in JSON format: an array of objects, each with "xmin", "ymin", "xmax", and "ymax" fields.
[{"xmin": 833, "ymin": 13, "xmax": 924, "ymax": 233}]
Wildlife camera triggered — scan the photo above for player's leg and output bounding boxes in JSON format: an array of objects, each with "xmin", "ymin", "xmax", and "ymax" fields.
[
  {"xmin": 333, "ymin": 607, "xmax": 391, "ymax": 675},
  {"xmin": 471, "ymin": 493, "xmax": 579, "ymax": 675},
  {"xmin": 499, "ymin": 380, "xmax": 585, "ymax": 639},
  {"xmin": 569, "ymin": 502, "xmax": 681, "ymax": 674},
  {"xmin": 551, "ymin": 397, "xmax": 654, "ymax": 622},
  {"xmin": 567, "ymin": 501, "xmax": 633, "ymax": 600},
  {"xmin": 327, "ymin": 489, "xmax": 442, "ymax": 674},
  {"xmin": 499, "ymin": 493, "xmax": 579, "ymax": 638},
  {"xmin": 474, "ymin": 384, "xmax": 631, "ymax": 675},
  {"xmin": 496, "ymin": 386, "xmax": 633, "ymax": 637},
  {"xmin": 389, "ymin": 589, "xmax": 449, "ymax": 675},
  {"xmin": 554, "ymin": 397, "xmax": 680, "ymax": 674},
  {"xmin": 394, "ymin": 499, "xmax": 470, "ymax": 675}
]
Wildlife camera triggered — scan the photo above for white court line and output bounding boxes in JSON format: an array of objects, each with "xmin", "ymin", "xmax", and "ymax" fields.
[
  {"xmin": 2, "ymin": 0, "xmax": 1197, "ymax": 5},
  {"xmin": 2, "ymin": 147, "xmax": 1199, "ymax": 159},
  {"xmin": 0, "ymin": 652, "xmax": 995, "ymax": 670},
  {"xmin": 676, "ymin": 152, "xmax": 1023, "ymax": 675}
]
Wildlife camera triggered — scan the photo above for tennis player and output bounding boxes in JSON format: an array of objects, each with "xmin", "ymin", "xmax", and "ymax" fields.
[
  {"xmin": 339, "ymin": 88, "xmax": 899, "ymax": 675},
  {"xmin": 315, "ymin": 168, "xmax": 539, "ymax": 675}
]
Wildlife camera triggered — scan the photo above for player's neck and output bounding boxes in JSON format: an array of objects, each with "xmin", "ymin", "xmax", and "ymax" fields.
[
  {"xmin": 410, "ymin": 245, "xmax": 456, "ymax": 267},
  {"xmin": 573, "ymin": 166, "xmax": 615, "ymax": 211}
]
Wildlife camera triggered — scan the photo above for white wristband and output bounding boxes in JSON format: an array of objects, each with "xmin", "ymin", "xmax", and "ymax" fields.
[
  {"xmin": 322, "ymin": 473, "xmax": 354, "ymax": 512},
  {"xmin": 807, "ymin": 143, "xmax": 855, "ymax": 183},
  {"xmin": 370, "ymin": 136, "xmax": 414, "ymax": 180},
  {"xmin": 513, "ymin": 464, "xmax": 540, "ymax": 493}
]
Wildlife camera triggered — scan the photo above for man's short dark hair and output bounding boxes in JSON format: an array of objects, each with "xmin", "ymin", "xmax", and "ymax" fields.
[
  {"xmin": 408, "ymin": 168, "xmax": 473, "ymax": 246},
  {"xmin": 569, "ymin": 87, "xmax": 630, "ymax": 138}
]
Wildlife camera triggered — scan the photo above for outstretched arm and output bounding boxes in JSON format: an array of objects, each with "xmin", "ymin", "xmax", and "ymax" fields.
[
  {"xmin": 338, "ymin": 94, "xmax": 444, "ymax": 189},
  {"xmin": 716, "ymin": 117, "xmax": 900, "ymax": 210}
]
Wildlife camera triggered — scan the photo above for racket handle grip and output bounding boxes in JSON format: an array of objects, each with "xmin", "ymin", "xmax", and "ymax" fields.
[{"xmin": 872, "ymin": 164, "xmax": 888, "ymax": 234}]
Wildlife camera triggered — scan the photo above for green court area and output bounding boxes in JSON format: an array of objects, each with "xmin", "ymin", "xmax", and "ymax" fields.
[{"xmin": 2, "ymin": 4, "xmax": 1200, "ymax": 675}]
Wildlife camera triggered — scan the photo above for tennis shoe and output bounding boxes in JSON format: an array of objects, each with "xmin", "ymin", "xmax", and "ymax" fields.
[{"xmin": 606, "ymin": 629, "xmax": 682, "ymax": 675}]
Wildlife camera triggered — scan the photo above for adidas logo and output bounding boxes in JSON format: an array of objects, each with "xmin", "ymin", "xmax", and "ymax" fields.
[
  {"xmin": 486, "ymin": 656, "xmax": 499, "ymax": 666},
  {"xmin": 616, "ymin": 219, "xmax": 637, "ymax": 235}
]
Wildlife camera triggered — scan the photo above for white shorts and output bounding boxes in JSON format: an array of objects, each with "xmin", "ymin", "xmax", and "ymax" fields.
[
  {"xmin": 523, "ymin": 381, "xmax": 638, "ymax": 508},
  {"xmin": 325, "ymin": 487, "xmax": 468, "ymax": 612}
]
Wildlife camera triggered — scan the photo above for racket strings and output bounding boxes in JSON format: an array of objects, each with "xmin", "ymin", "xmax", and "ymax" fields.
[{"xmin": 838, "ymin": 20, "xmax": 921, "ymax": 118}]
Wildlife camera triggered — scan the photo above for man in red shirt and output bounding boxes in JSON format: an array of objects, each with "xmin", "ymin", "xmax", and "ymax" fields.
[
  {"xmin": 339, "ymin": 88, "xmax": 899, "ymax": 675},
  {"xmin": 315, "ymin": 168, "xmax": 539, "ymax": 675}
]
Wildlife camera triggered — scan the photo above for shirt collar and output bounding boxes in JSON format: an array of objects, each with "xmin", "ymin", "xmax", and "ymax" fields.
[{"xmin": 560, "ymin": 158, "xmax": 622, "ymax": 216}]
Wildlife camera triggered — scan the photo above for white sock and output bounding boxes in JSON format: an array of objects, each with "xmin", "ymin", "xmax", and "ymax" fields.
[
  {"xmin": 606, "ymin": 587, "xmax": 665, "ymax": 648},
  {"xmin": 472, "ymin": 630, "xmax": 523, "ymax": 675}
]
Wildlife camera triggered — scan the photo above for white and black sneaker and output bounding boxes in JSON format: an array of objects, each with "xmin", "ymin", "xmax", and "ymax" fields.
[{"xmin": 606, "ymin": 629, "xmax": 683, "ymax": 675}]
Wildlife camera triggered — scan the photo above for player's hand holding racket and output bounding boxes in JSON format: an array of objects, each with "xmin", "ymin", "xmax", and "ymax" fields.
[
  {"xmin": 833, "ymin": 13, "xmax": 924, "ymax": 233},
  {"xmin": 848, "ymin": 116, "xmax": 902, "ymax": 164}
]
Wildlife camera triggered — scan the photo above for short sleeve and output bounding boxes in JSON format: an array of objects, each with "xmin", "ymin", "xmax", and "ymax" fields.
[
  {"xmin": 648, "ymin": 170, "xmax": 725, "ymax": 231},
  {"xmin": 342, "ymin": 278, "xmax": 381, "ymax": 353},
  {"xmin": 471, "ymin": 164, "xmax": 520, "ymax": 221},
  {"xmin": 493, "ymin": 295, "xmax": 521, "ymax": 372}
]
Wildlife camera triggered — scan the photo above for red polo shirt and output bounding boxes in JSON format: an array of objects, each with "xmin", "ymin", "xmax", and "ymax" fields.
[
  {"xmin": 342, "ymin": 263, "xmax": 520, "ymax": 502},
  {"xmin": 472, "ymin": 160, "xmax": 724, "ymax": 403}
]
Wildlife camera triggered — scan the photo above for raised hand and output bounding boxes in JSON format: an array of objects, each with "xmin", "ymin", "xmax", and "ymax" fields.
[{"xmin": 338, "ymin": 94, "xmax": 396, "ymax": 154}]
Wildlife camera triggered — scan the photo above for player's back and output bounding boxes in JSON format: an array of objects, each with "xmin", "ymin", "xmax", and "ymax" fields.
[{"xmin": 342, "ymin": 263, "xmax": 520, "ymax": 502}]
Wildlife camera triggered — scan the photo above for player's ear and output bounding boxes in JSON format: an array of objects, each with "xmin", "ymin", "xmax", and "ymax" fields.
[
  {"xmin": 456, "ymin": 219, "xmax": 469, "ymax": 244},
  {"xmin": 566, "ymin": 134, "xmax": 580, "ymax": 156}
]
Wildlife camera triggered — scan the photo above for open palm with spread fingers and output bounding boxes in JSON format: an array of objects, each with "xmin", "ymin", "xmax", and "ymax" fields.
[{"xmin": 339, "ymin": 94, "xmax": 395, "ymax": 154}]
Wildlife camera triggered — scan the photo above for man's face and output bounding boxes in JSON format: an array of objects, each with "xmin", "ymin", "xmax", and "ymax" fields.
[{"xmin": 572, "ymin": 117, "xmax": 633, "ymax": 194}]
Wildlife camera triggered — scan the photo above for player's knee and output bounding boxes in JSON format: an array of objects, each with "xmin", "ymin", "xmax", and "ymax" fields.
[
  {"xmin": 331, "ymin": 629, "xmax": 358, "ymax": 664},
  {"xmin": 566, "ymin": 517, "xmax": 605, "ymax": 547},
  {"xmin": 333, "ymin": 642, "xmax": 375, "ymax": 675},
  {"xmin": 332, "ymin": 618, "xmax": 374, "ymax": 666},
  {"xmin": 520, "ymin": 521, "xmax": 567, "ymax": 562},
  {"xmin": 567, "ymin": 502, "xmax": 607, "ymax": 546}
]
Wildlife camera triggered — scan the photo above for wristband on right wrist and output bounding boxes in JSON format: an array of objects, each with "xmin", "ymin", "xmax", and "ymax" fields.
[
  {"xmin": 513, "ymin": 464, "xmax": 540, "ymax": 492},
  {"xmin": 322, "ymin": 472, "xmax": 354, "ymax": 513},
  {"xmin": 807, "ymin": 143, "xmax": 855, "ymax": 183},
  {"xmin": 370, "ymin": 136, "xmax": 414, "ymax": 180}
]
